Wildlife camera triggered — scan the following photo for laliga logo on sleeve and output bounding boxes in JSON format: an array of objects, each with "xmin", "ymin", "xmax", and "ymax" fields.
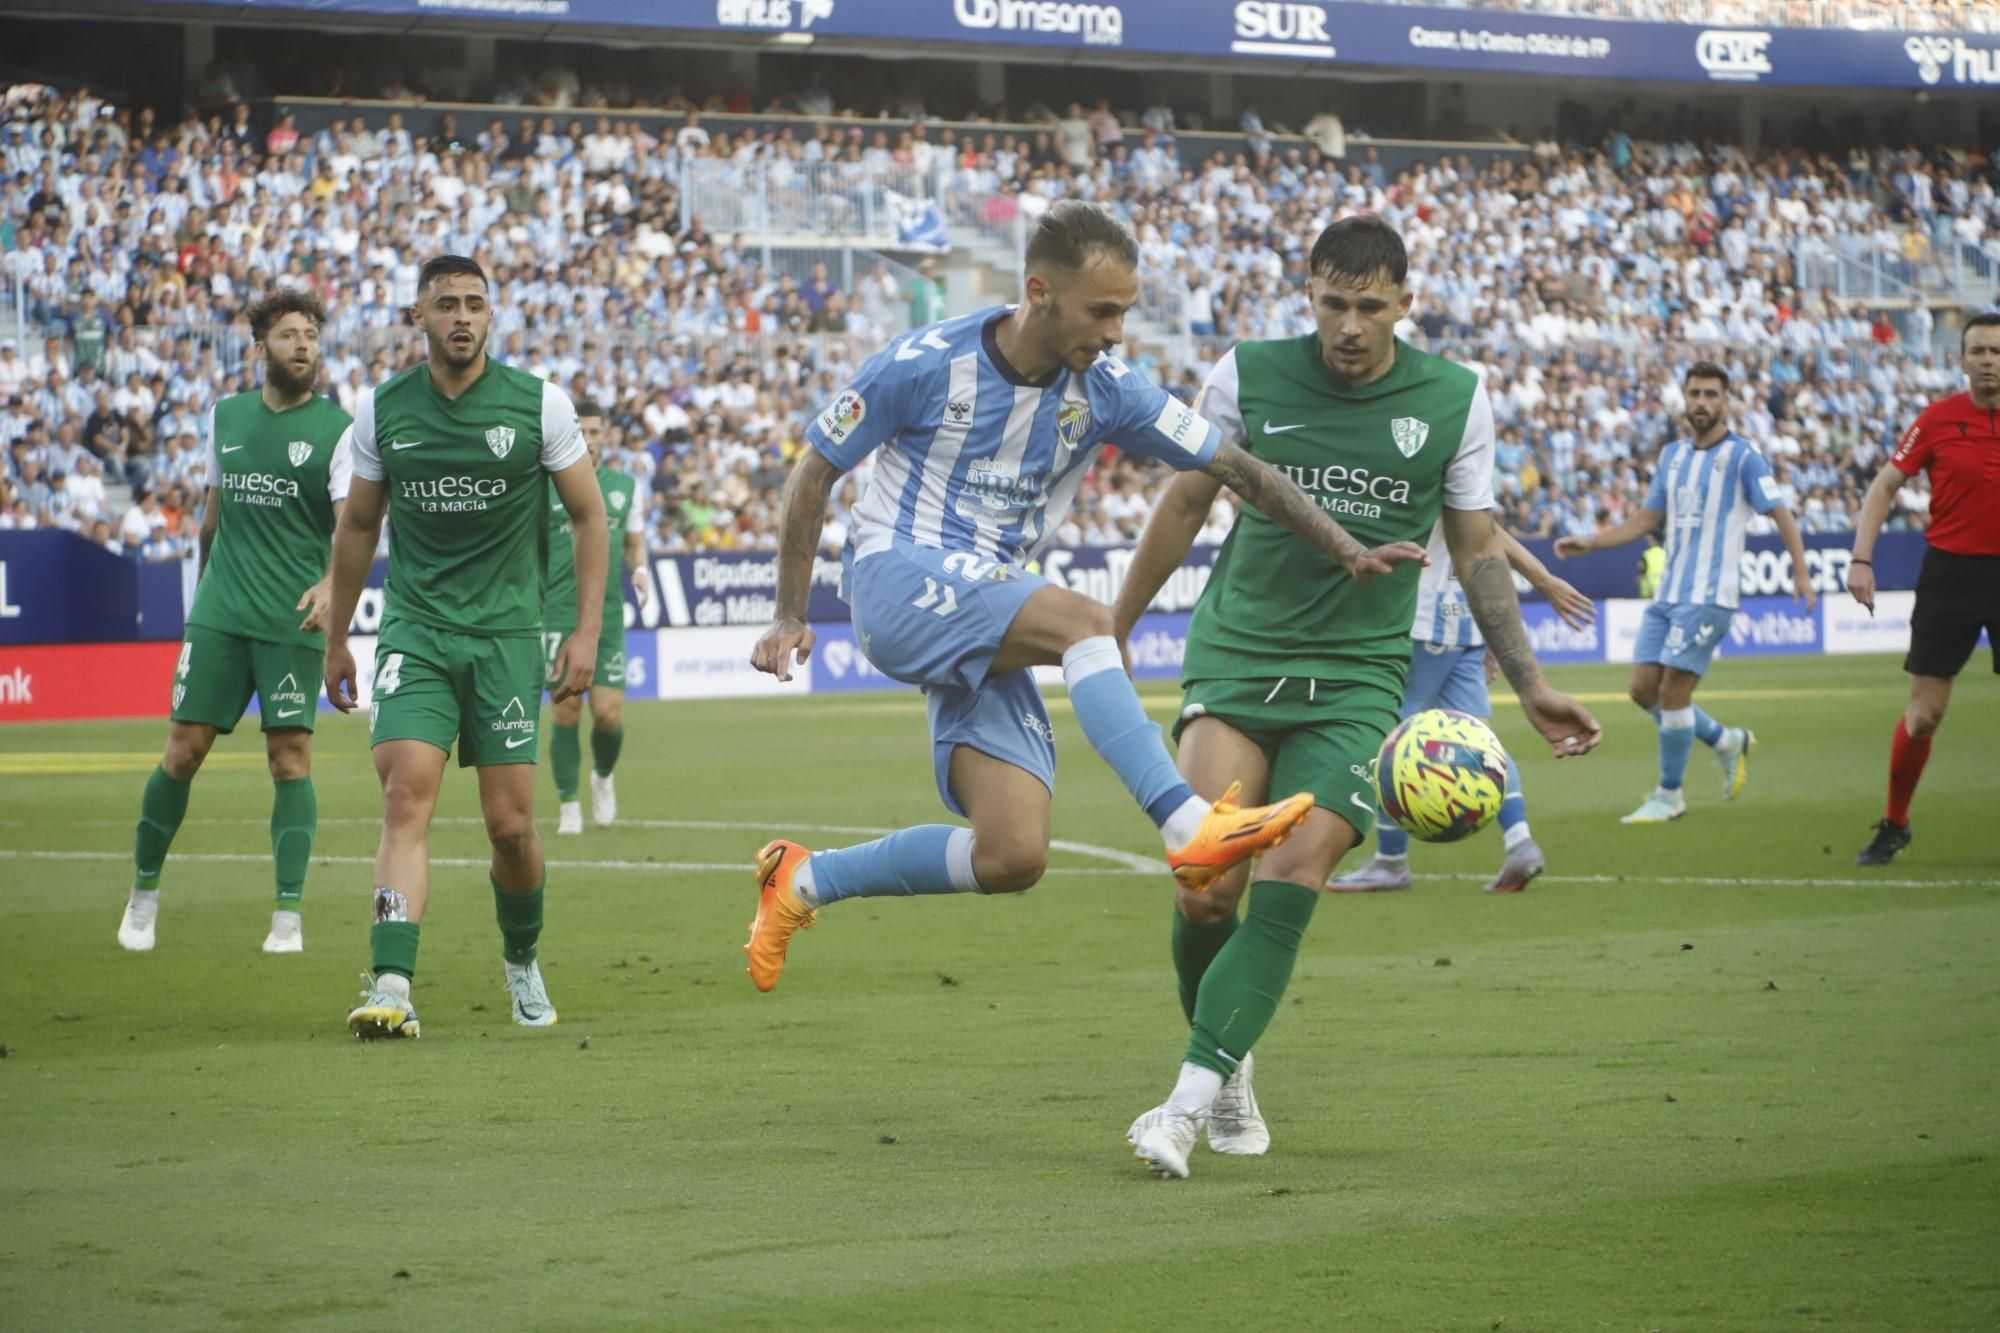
[
  {"xmin": 1696, "ymin": 30, "xmax": 1772, "ymax": 82},
  {"xmin": 817, "ymin": 390, "xmax": 865, "ymax": 444}
]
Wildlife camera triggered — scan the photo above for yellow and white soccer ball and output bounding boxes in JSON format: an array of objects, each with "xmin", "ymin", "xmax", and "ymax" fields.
[{"xmin": 1374, "ymin": 708, "xmax": 1511, "ymax": 844}]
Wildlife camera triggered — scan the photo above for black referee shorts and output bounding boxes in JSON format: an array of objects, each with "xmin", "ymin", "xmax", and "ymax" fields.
[{"xmin": 1905, "ymin": 548, "xmax": 2000, "ymax": 679}]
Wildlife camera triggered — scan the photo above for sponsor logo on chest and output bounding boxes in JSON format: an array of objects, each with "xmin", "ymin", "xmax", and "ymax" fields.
[
  {"xmin": 957, "ymin": 457, "xmax": 1046, "ymax": 517},
  {"xmin": 388, "ymin": 420, "xmax": 524, "ymax": 513},
  {"xmin": 221, "ymin": 434, "xmax": 317, "ymax": 508}
]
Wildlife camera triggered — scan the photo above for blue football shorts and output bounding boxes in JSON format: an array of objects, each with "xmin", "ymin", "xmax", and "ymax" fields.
[
  {"xmin": 843, "ymin": 543, "xmax": 1057, "ymax": 817},
  {"xmin": 1633, "ymin": 601, "xmax": 1737, "ymax": 676}
]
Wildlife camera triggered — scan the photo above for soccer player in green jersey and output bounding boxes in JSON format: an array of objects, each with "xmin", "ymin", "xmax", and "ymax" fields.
[
  {"xmin": 117, "ymin": 289, "xmax": 352, "ymax": 956},
  {"xmin": 1112, "ymin": 216, "xmax": 1604, "ymax": 1178},
  {"xmin": 323, "ymin": 255, "xmax": 609, "ymax": 1039},
  {"xmin": 543, "ymin": 400, "xmax": 652, "ymax": 835}
]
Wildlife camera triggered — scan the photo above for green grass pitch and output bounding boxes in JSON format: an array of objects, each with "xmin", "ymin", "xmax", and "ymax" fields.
[{"xmin": 2, "ymin": 654, "xmax": 1996, "ymax": 1330}]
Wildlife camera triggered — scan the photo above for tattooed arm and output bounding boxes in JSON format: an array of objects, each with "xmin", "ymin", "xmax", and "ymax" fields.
[
  {"xmin": 1203, "ymin": 440, "xmax": 1427, "ymax": 579},
  {"xmin": 1442, "ymin": 506, "xmax": 1603, "ymax": 757},
  {"xmin": 749, "ymin": 448, "xmax": 840, "ymax": 682}
]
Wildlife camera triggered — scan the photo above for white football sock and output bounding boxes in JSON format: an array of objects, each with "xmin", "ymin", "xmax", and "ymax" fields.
[
  {"xmin": 376, "ymin": 972, "xmax": 411, "ymax": 1003},
  {"xmin": 1160, "ymin": 795, "xmax": 1210, "ymax": 850},
  {"xmin": 1503, "ymin": 822, "xmax": 1533, "ymax": 851},
  {"xmin": 794, "ymin": 856, "xmax": 820, "ymax": 909},
  {"xmin": 1166, "ymin": 1060, "xmax": 1225, "ymax": 1116}
]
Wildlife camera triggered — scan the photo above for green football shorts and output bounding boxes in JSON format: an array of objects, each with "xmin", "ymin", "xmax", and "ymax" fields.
[
  {"xmin": 1173, "ymin": 676, "xmax": 1401, "ymax": 840},
  {"xmin": 171, "ymin": 625, "xmax": 321, "ymax": 734},
  {"xmin": 542, "ymin": 624, "xmax": 626, "ymax": 694},
  {"xmin": 370, "ymin": 617, "xmax": 546, "ymax": 766}
]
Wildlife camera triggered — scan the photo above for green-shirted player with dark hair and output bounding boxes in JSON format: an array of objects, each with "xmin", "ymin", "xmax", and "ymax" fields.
[
  {"xmin": 544, "ymin": 400, "xmax": 652, "ymax": 835},
  {"xmin": 323, "ymin": 255, "xmax": 609, "ymax": 1040},
  {"xmin": 117, "ymin": 288, "xmax": 352, "ymax": 956},
  {"xmin": 1112, "ymin": 216, "xmax": 1605, "ymax": 1179}
]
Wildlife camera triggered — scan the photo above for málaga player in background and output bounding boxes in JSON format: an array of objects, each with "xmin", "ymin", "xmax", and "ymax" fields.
[
  {"xmin": 1111, "ymin": 216, "xmax": 1603, "ymax": 1178},
  {"xmin": 1556, "ymin": 361, "xmax": 1814, "ymax": 825},
  {"xmin": 543, "ymin": 399, "xmax": 651, "ymax": 835},
  {"xmin": 1331, "ymin": 516, "xmax": 1596, "ymax": 895},
  {"xmin": 1846, "ymin": 310, "xmax": 2000, "ymax": 867},
  {"xmin": 117, "ymin": 290, "xmax": 351, "ymax": 956},
  {"xmin": 323, "ymin": 255, "xmax": 608, "ymax": 1039},
  {"xmin": 744, "ymin": 201, "xmax": 1426, "ymax": 994}
]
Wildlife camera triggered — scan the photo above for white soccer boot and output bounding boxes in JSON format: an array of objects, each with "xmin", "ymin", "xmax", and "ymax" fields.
[
  {"xmin": 1127, "ymin": 1104, "xmax": 1204, "ymax": 1179},
  {"xmin": 1206, "ymin": 1052, "xmax": 1271, "ymax": 1155},
  {"xmin": 505, "ymin": 960, "xmax": 559, "ymax": 1027},
  {"xmin": 1327, "ymin": 855, "xmax": 1413, "ymax": 893},
  {"xmin": 1620, "ymin": 787, "xmax": 1688, "ymax": 824},
  {"xmin": 556, "ymin": 801, "xmax": 584, "ymax": 836},
  {"xmin": 117, "ymin": 889, "xmax": 159, "ymax": 952},
  {"xmin": 261, "ymin": 910, "xmax": 304, "ymax": 954},
  {"xmin": 1482, "ymin": 839, "xmax": 1546, "ymax": 894},
  {"xmin": 1714, "ymin": 727, "xmax": 1755, "ymax": 801},
  {"xmin": 590, "ymin": 771, "xmax": 617, "ymax": 828}
]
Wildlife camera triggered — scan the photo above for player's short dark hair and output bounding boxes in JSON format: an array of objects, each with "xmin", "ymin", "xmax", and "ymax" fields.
[
  {"xmin": 573, "ymin": 398, "xmax": 605, "ymax": 420},
  {"xmin": 1025, "ymin": 200, "xmax": 1138, "ymax": 274},
  {"xmin": 417, "ymin": 254, "xmax": 488, "ymax": 297},
  {"xmin": 246, "ymin": 287, "xmax": 327, "ymax": 342},
  {"xmin": 1309, "ymin": 215, "xmax": 1408, "ymax": 288},
  {"xmin": 1684, "ymin": 360, "xmax": 1730, "ymax": 392},
  {"xmin": 1963, "ymin": 310, "xmax": 2000, "ymax": 345}
]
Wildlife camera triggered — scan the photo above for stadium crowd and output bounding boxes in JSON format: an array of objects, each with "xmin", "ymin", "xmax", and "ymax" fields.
[
  {"xmin": 1362, "ymin": 0, "xmax": 1999, "ymax": 34},
  {"xmin": 2, "ymin": 78, "xmax": 1982, "ymax": 565}
]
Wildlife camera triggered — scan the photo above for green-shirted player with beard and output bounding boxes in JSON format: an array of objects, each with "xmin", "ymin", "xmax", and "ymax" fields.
[
  {"xmin": 117, "ymin": 289, "xmax": 352, "ymax": 957},
  {"xmin": 543, "ymin": 399, "xmax": 652, "ymax": 835},
  {"xmin": 323, "ymin": 255, "xmax": 609, "ymax": 1039},
  {"xmin": 1111, "ymin": 216, "xmax": 1605, "ymax": 1179}
]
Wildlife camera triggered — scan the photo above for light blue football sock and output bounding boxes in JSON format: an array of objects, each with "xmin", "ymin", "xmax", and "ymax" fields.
[
  {"xmin": 1693, "ymin": 708, "xmax": 1725, "ymax": 747},
  {"xmin": 1063, "ymin": 636, "xmax": 1197, "ymax": 829},
  {"xmin": 1648, "ymin": 703, "xmax": 1726, "ymax": 748},
  {"xmin": 802, "ymin": 825, "xmax": 980, "ymax": 907},
  {"xmin": 1497, "ymin": 757, "xmax": 1530, "ymax": 847},
  {"xmin": 1658, "ymin": 707, "xmax": 1697, "ymax": 792}
]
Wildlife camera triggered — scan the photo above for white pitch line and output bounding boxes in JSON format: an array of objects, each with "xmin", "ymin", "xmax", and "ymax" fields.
[
  {"xmin": 0, "ymin": 849, "xmax": 1143, "ymax": 877},
  {"xmin": 1, "ymin": 848, "xmax": 1989, "ymax": 890},
  {"xmin": 1475, "ymin": 872, "xmax": 1999, "ymax": 890},
  {"xmin": 0, "ymin": 817, "xmax": 1176, "ymax": 876}
]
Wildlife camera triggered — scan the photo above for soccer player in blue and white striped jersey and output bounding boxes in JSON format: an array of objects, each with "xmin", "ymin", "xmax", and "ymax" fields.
[
  {"xmin": 741, "ymin": 201, "xmax": 1427, "ymax": 992},
  {"xmin": 1333, "ymin": 511, "xmax": 1596, "ymax": 890},
  {"xmin": 1557, "ymin": 361, "xmax": 1816, "ymax": 824}
]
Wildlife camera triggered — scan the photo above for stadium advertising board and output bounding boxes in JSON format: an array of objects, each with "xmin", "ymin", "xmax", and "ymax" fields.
[{"xmin": 142, "ymin": 0, "xmax": 2000, "ymax": 88}]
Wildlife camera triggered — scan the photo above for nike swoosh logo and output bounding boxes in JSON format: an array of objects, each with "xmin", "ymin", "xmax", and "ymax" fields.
[
  {"xmin": 390, "ymin": 440, "xmax": 423, "ymax": 450},
  {"xmin": 276, "ymin": 708, "xmax": 303, "ymax": 718},
  {"xmin": 1263, "ymin": 423, "xmax": 1308, "ymax": 435},
  {"xmin": 220, "ymin": 445, "xmax": 245, "ymax": 453},
  {"xmin": 505, "ymin": 735, "xmax": 534, "ymax": 749},
  {"xmin": 1350, "ymin": 792, "xmax": 1373, "ymax": 816}
]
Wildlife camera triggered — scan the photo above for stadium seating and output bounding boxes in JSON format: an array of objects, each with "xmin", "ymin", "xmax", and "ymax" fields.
[{"xmin": 4, "ymin": 77, "xmax": 1986, "ymax": 562}]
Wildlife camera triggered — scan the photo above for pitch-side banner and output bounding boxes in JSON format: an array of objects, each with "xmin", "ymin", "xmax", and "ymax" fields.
[{"xmin": 136, "ymin": 0, "xmax": 2000, "ymax": 88}]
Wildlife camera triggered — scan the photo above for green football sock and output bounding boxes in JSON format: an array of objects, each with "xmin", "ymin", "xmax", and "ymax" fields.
[
  {"xmin": 270, "ymin": 776, "xmax": 316, "ymax": 907},
  {"xmin": 133, "ymin": 764, "xmax": 192, "ymax": 890},
  {"xmin": 590, "ymin": 722, "xmax": 624, "ymax": 778},
  {"xmin": 1172, "ymin": 908, "xmax": 1239, "ymax": 1024},
  {"xmin": 1184, "ymin": 880, "xmax": 1319, "ymax": 1076},
  {"xmin": 493, "ymin": 872, "xmax": 545, "ymax": 966},
  {"xmin": 550, "ymin": 722, "xmax": 581, "ymax": 802},
  {"xmin": 371, "ymin": 920, "xmax": 420, "ymax": 980}
]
